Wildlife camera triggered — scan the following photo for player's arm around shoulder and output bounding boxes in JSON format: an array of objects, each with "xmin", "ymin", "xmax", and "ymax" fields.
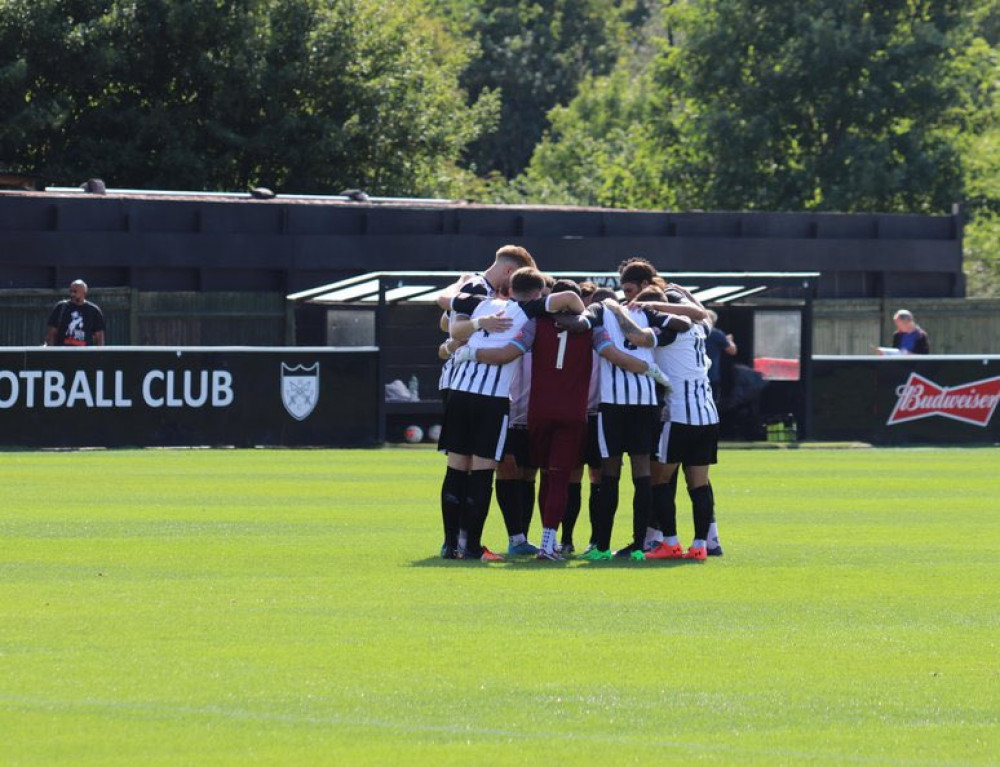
[
  {"xmin": 599, "ymin": 344, "xmax": 648, "ymax": 373},
  {"xmin": 439, "ymin": 336, "xmax": 464, "ymax": 360},
  {"xmin": 466, "ymin": 344, "xmax": 525, "ymax": 365},
  {"xmin": 450, "ymin": 311, "xmax": 513, "ymax": 342},
  {"xmin": 663, "ymin": 283, "xmax": 709, "ymax": 319},
  {"xmin": 551, "ymin": 312, "xmax": 592, "ymax": 334},
  {"xmin": 604, "ymin": 298, "xmax": 656, "ymax": 348},
  {"xmin": 546, "ymin": 292, "xmax": 592, "ymax": 335},
  {"xmin": 448, "ymin": 294, "xmax": 511, "ymax": 342},
  {"xmin": 436, "ymin": 273, "xmax": 477, "ymax": 309},
  {"xmin": 647, "ymin": 309, "xmax": 692, "ymax": 335},
  {"xmin": 456, "ymin": 321, "xmax": 532, "ymax": 366},
  {"xmin": 630, "ymin": 297, "xmax": 708, "ymax": 323},
  {"xmin": 544, "ymin": 290, "xmax": 586, "ymax": 316}
]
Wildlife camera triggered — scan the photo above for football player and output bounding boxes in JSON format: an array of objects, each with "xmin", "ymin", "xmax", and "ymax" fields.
[
  {"xmin": 433, "ymin": 246, "xmax": 535, "ymax": 559},
  {"xmin": 636, "ymin": 284, "xmax": 723, "ymax": 560},
  {"xmin": 580, "ymin": 295, "xmax": 691, "ymax": 561},
  {"xmin": 441, "ymin": 268, "xmax": 585, "ymax": 560}
]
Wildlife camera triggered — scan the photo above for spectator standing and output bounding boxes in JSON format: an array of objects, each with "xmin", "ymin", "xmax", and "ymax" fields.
[
  {"xmin": 45, "ymin": 280, "xmax": 105, "ymax": 346},
  {"xmin": 891, "ymin": 309, "xmax": 930, "ymax": 355},
  {"xmin": 705, "ymin": 309, "xmax": 737, "ymax": 404}
]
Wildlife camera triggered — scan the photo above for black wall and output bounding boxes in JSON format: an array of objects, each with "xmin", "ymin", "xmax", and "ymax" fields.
[
  {"xmin": 811, "ymin": 356, "xmax": 998, "ymax": 444},
  {"xmin": 0, "ymin": 347, "xmax": 379, "ymax": 447},
  {"xmin": 0, "ymin": 193, "xmax": 963, "ymax": 299}
]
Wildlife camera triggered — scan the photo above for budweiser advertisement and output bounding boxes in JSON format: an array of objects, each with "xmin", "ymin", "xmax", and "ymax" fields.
[
  {"xmin": 811, "ymin": 356, "xmax": 1000, "ymax": 445},
  {"xmin": 887, "ymin": 373, "xmax": 1000, "ymax": 427}
]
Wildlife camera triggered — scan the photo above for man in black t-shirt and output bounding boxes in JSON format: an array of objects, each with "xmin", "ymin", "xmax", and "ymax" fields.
[{"xmin": 45, "ymin": 280, "xmax": 106, "ymax": 346}]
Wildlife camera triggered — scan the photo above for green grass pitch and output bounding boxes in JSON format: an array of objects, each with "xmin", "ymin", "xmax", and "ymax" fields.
[{"xmin": 1, "ymin": 447, "xmax": 996, "ymax": 765}]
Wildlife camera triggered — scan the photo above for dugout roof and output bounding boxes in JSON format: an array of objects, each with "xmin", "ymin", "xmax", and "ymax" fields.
[
  {"xmin": 287, "ymin": 271, "xmax": 820, "ymax": 307},
  {"xmin": 289, "ymin": 270, "xmax": 822, "ymax": 442}
]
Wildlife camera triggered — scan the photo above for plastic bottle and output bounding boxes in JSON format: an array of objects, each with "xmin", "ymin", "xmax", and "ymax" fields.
[{"xmin": 408, "ymin": 375, "xmax": 419, "ymax": 402}]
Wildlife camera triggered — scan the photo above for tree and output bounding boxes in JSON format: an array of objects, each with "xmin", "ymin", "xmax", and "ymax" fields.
[
  {"xmin": 448, "ymin": 0, "xmax": 651, "ymax": 178},
  {"xmin": 946, "ymin": 0, "xmax": 999, "ymax": 295},
  {"xmin": 0, "ymin": 0, "xmax": 498, "ymax": 196},
  {"xmin": 668, "ymin": 0, "xmax": 966, "ymax": 212},
  {"xmin": 517, "ymin": 0, "xmax": 971, "ymax": 215},
  {"xmin": 515, "ymin": 66, "xmax": 684, "ymax": 208}
]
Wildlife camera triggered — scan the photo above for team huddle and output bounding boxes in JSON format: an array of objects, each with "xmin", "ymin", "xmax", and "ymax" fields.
[{"xmin": 434, "ymin": 245, "xmax": 723, "ymax": 562}]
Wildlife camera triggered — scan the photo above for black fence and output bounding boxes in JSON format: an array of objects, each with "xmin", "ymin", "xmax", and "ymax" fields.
[
  {"xmin": 811, "ymin": 355, "xmax": 999, "ymax": 445},
  {"xmin": 0, "ymin": 347, "xmax": 378, "ymax": 447},
  {"xmin": 0, "ymin": 289, "xmax": 292, "ymax": 347}
]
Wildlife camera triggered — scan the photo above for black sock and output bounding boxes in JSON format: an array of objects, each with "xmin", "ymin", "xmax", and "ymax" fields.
[
  {"xmin": 440, "ymin": 467, "xmax": 467, "ymax": 549},
  {"xmin": 520, "ymin": 479, "xmax": 536, "ymax": 536},
  {"xmin": 466, "ymin": 469, "xmax": 495, "ymax": 553},
  {"xmin": 707, "ymin": 482, "xmax": 716, "ymax": 524},
  {"xmin": 632, "ymin": 475, "xmax": 651, "ymax": 549},
  {"xmin": 594, "ymin": 474, "xmax": 620, "ymax": 551},
  {"xmin": 561, "ymin": 482, "xmax": 582, "ymax": 545},
  {"xmin": 689, "ymin": 483, "xmax": 713, "ymax": 542},
  {"xmin": 588, "ymin": 482, "xmax": 600, "ymax": 545},
  {"xmin": 663, "ymin": 472, "xmax": 678, "ymax": 537},
  {"xmin": 494, "ymin": 479, "xmax": 522, "ymax": 538},
  {"xmin": 650, "ymin": 483, "xmax": 667, "ymax": 532}
]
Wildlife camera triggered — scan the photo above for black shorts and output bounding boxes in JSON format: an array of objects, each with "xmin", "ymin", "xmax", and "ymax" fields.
[
  {"xmin": 651, "ymin": 406, "xmax": 669, "ymax": 454},
  {"xmin": 597, "ymin": 404, "xmax": 661, "ymax": 459},
  {"xmin": 439, "ymin": 391, "xmax": 509, "ymax": 462},
  {"xmin": 504, "ymin": 425, "xmax": 532, "ymax": 467},
  {"xmin": 657, "ymin": 421, "xmax": 719, "ymax": 466},
  {"xmin": 585, "ymin": 413, "xmax": 602, "ymax": 468}
]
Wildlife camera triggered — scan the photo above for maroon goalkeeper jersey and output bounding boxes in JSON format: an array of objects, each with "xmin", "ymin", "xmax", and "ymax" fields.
[{"xmin": 528, "ymin": 316, "xmax": 593, "ymax": 423}]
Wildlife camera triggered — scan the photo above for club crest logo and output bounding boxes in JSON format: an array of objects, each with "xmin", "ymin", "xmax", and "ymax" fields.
[
  {"xmin": 280, "ymin": 362, "xmax": 320, "ymax": 421},
  {"xmin": 886, "ymin": 372, "xmax": 1000, "ymax": 427}
]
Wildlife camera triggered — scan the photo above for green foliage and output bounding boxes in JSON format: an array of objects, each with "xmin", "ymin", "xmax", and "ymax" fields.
[
  {"xmin": 964, "ymin": 213, "xmax": 1000, "ymax": 296},
  {"xmin": 946, "ymin": 2, "xmax": 999, "ymax": 295},
  {"xmin": 1, "ymin": 447, "xmax": 997, "ymax": 764},
  {"xmin": 0, "ymin": 0, "xmax": 498, "ymax": 195},
  {"xmin": 447, "ymin": 0, "xmax": 651, "ymax": 177},
  {"xmin": 520, "ymin": 0, "xmax": 971, "ymax": 214},
  {"xmin": 672, "ymin": 0, "xmax": 966, "ymax": 212},
  {"xmin": 516, "ymin": 67, "xmax": 681, "ymax": 208}
]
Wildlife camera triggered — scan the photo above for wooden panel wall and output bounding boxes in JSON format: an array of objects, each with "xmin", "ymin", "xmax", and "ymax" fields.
[{"xmin": 813, "ymin": 298, "xmax": 1000, "ymax": 355}]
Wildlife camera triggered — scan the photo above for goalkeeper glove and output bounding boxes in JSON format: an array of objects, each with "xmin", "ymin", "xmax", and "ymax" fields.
[
  {"xmin": 452, "ymin": 345, "xmax": 477, "ymax": 364},
  {"xmin": 644, "ymin": 363, "xmax": 671, "ymax": 393}
]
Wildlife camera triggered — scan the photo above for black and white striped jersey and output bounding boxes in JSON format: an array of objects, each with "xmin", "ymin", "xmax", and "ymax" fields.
[
  {"xmin": 589, "ymin": 304, "xmax": 658, "ymax": 406},
  {"xmin": 654, "ymin": 320, "xmax": 719, "ymax": 425},
  {"xmin": 509, "ymin": 352, "xmax": 531, "ymax": 426},
  {"xmin": 448, "ymin": 297, "xmax": 546, "ymax": 399},
  {"xmin": 438, "ymin": 274, "xmax": 496, "ymax": 391}
]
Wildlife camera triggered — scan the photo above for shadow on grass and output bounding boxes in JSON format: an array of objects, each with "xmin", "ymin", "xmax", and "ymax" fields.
[{"xmin": 407, "ymin": 556, "xmax": 696, "ymax": 570}]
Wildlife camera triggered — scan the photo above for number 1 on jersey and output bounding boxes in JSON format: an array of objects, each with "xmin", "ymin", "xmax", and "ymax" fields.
[{"xmin": 555, "ymin": 330, "xmax": 568, "ymax": 369}]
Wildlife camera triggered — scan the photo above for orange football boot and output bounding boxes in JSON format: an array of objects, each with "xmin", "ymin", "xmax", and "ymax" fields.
[
  {"xmin": 479, "ymin": 547, "xmax": 504, "ymax": 562},
  {"xmin": 645, "ymin": 541, "xmax": 685, "ymax": 560},
  {"xmin": 683, "ymin": 545, "xmax": 708, "ymax": 561}
]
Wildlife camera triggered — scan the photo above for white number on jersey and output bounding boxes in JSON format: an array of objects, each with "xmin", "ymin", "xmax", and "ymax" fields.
[{"xmin": 555, "ymin": 330, "xmax": 568, "ymax": 370}]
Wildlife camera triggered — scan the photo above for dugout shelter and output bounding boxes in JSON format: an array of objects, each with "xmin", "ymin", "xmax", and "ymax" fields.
[{"xmin": 288, "ymin": 270, "xmax": 820, "ymax": 442}]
